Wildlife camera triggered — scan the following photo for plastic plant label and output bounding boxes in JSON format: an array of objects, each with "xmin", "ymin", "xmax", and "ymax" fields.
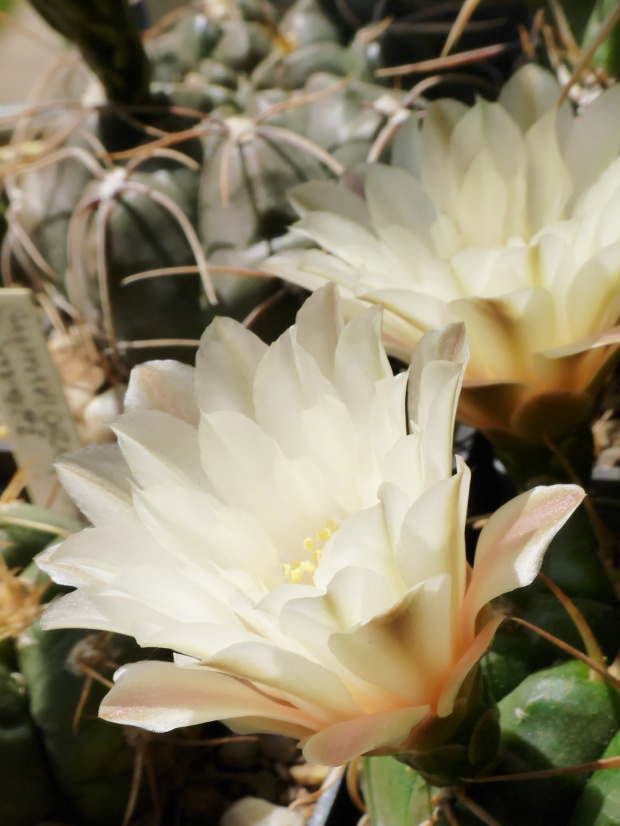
[{"xmin": 0, "ymin": 288, "xmax": 81, "ymax": 516}]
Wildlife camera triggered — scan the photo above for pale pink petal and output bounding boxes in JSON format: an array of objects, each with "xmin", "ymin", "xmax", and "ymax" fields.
[
  {"xmin": 302, "ymin": 706, "xmax": 430, "ymax": 766},
  {"xmin": 100, "ymin": 661, "xmax": 321, "ymax": 733},
  {"xmin": 462, "ymin": 485, "xmax": 585, "ymax": 637},
  {"xmin": 224, "ymin": 716, "xmax": 315, "ymax": 741},
  {"xmin": 436, "ymin": 616, "xmax": 504, "ymax": 717}
]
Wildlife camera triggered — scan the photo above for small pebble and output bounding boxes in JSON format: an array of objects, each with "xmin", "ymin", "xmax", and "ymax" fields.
[{"xmin": 221, "ymin": 797, "xmax": 304, "ymax": 826}]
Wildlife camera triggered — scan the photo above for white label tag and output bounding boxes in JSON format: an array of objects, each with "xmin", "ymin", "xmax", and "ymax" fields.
[{"xmin": 0, "ymin": 288, "xmax": 82, "ymax": 516}]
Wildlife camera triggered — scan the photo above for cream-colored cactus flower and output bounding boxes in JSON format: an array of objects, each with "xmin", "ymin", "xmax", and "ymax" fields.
[
  {"xmin": 38, "ymin": 286, "xmax": 583, "ymax": 766},
  {"xmin": 266, "ymin": 65, "xmax": 620, "ymax": 450}
]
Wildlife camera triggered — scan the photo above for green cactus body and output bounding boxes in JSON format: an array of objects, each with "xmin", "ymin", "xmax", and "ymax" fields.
[
  {"xmin": 363, "ymin": 661, "xmax": 620, "ymax": 826},
  {"xmin": 17, "ymin": 624, "xmax": 144, "ymax": 826},
  {"xmin": 0, "ymin": 662, "xmax": 58, "ymax": 826}
]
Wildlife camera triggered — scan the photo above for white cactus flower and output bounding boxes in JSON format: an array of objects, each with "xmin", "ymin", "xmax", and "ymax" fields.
[
  {"xmin": 266, "ymin": 65, "xmax": 620, "ymax": 446},
  {"xmin": 38, "ymin": 286, "xmax": 583, "ymax": 766}
]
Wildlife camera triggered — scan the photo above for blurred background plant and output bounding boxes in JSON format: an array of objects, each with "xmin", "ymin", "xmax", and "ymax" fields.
[{"xmin": 1, "ymin": 0, "xmax": 620, "ymax": 824}]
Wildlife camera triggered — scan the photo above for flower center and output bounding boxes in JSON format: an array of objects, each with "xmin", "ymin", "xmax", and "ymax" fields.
[{"xmin": 283, "ymin": 519, "xmax": 339, "ymax": 584}]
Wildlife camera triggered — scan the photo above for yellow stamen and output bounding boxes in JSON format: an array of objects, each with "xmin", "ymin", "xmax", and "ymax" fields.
[{"xmin": 283, "ymin": 519, "xmax": 340, "ymax": 583}]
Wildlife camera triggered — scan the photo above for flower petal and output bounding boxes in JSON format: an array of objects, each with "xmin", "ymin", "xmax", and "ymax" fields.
[
  {"xmin": 564, "ymin": 84, "xmax": 620, "ymax": 205},
  {"xmin": 333, "ymin": 308, "xmax": 393, "ymax": 429},
  {"xmin": 396, "ymin": 459, "xmax": 470, "ymax": 640},
  {"xmin": 302, "ymin": 706, "xmax": 430, "ymax": 766},
  {"xmin": 461, "ymin": 485, "xmax": 585, "ymax": 637},
  {"xmin": 294, "ymin": 284, "xmax": 343, "ymax": 379},
  {"xmin": 329, "ymin": 575, "xmax": 454, "ymax": 705},
  {"xmin": 37, "ymin": 522, "xmax": 169, "ymax": 588},
  {"xmin": 407, "ymin": 323, "xmax": 468, "ymax": 484},
  {"xmin": 289, "ymin": 180, "xmax": 373, "ymax": 230},
  {"xmin": 124, "ymin": 361, "xmax": 198, "ymax": 425},
  {"xmin": 112, "ymin": 410, "xmax": 208, "ymax": 489},
  {"xmin": 292, "ymin": 212, "xmax": 394, "ymax": 274},
  {"xmin": 133, "ymin": 484, "xmax": 280, "ymax": 587},
  {"xmin": 100, "ymin": 661, "xmax": 320, "ymax": 734},
  {"xmin": 498, "ymin": 63, "xmax": 561, "ymax": 133},
  {"xmin": 206, "ymin": 642, "xmax": 361, "ymax": 722},
  {"xmin": 195, "ymin": 317, "xmax": 267, "ymax": 418},
  {"xmin": 55, "ymin": 445, "xmax": 132, "ymax": 526},
  {"xmin": 436, "ymin": 616, "xmax": 504, "ymax": 717},
  {"xmin": 253, "ymin": 327, "xmax": 336, "ymax": 456}
]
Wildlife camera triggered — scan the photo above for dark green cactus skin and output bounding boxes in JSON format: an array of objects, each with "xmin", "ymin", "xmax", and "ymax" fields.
[
  {"xmin": 471, "ymin": 661, "xmax": 620, "ymax": 826},
  {"xmin": 28, "ymin": 0, "xmax": 151, "ymax": 106},
  {"xmin": 571, "ymin": 728, "xmax": 620, "ymax": 826},
  {"xmin": 0, "ymin": 663, "xmax": 58, "ymax": 826},
  {"xmin": 17, "ymin": 625, "xmax": 140, "ymax": 826}
]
